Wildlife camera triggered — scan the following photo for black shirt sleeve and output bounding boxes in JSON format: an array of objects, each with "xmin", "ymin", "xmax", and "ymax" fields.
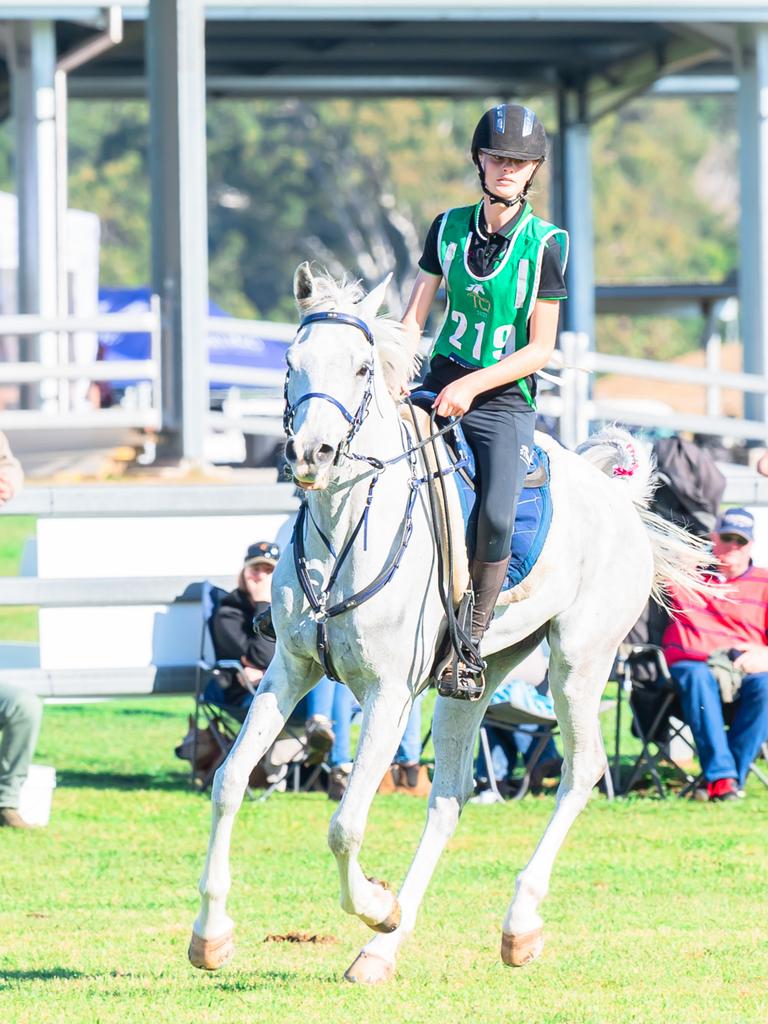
[
  {"xmin": 417, "ymin": 214, "xmax": 444, "ymax": 276},
  {"xmin": 211, "ymin": 595, "xmax": 275, "ymax": 671},
  {"xmin": 537, "ymin": 237, "xmax": 567, "ymax": 300}
]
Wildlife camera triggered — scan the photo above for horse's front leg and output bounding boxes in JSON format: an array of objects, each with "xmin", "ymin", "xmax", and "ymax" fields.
[
  {"xmin": 344, "ymin": 689, "xmax": 490, "ymax": 984},
  {"xmin": 328, "ymin": 685, "xmax": 412, "ymax": 934},
  {"xmin": 189, "ymin": 650, "xmax": 319, "ymax": 970}
]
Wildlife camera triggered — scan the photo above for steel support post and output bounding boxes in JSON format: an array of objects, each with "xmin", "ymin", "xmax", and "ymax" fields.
[
  {"xmin": 10, "ymin": 20, "xmax": 59, "ymax": 411},
  {"xmin": 146, "ymin": 0, "xmax": 209, "ymax": 462},
  {"xmin": 559, "ymin": 87, "xmax": 596, "ymax": 350},
  {"xmin": 737, "ymin": 25, "xmax": 768, "ymax": 428}
]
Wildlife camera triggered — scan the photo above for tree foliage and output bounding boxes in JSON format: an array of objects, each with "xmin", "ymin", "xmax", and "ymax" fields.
[{"xmin": 0, "ymin": 92, "xmax": 740, "ymax": 357}]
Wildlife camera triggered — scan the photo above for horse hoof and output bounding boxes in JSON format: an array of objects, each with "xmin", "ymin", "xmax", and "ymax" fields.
[
  {"xmin": 344, "ymin": 951, "xmax": 395, "ymax": 985},
  {"xmin": 371, "ymin": 899, "xmax": 401, "ymax": 933},
  {"xmin": 188, "ymin": 928, "xmax": 235, "ymax": 970},
  {"xmin": 365, "ymin": 876, "xmax": 401, "ymax": 933},
  {"xmin": 501, "ymin": 928, "xmax": 544, "ymax": 967}
]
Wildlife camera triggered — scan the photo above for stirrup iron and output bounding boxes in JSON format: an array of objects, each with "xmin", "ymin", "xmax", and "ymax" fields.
[
  {"xmin": 436, "ymin": 652, "xmax": 486, "ymax": 702},
  {"xmin": 434, "ymin": 590, "xmax": 486, "ymax": 702}
]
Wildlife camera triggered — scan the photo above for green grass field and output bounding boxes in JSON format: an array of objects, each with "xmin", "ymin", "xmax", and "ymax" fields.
[{"xmin": 0, "ymin": 696, "xmax": 766, "ymax": 1024}]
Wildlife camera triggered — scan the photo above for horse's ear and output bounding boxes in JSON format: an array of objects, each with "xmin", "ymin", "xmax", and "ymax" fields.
[
  {"xmin": 359, "ymin": 273, "xmax": 392, "ymax": 320},
  {"xmin": 293, "ymin": 262, "xmax": 315, "ymax": 308}
]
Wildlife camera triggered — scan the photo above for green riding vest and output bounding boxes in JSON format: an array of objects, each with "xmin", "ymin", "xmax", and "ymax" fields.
[{"xmin": 431, "ymin": 202, "xmax": 569, "ymax": 407}]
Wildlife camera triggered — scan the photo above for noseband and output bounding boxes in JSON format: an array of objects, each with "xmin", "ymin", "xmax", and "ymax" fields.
[{"xmin": 283, "ymin": 311, "xmax": 376, "ymax": 462}]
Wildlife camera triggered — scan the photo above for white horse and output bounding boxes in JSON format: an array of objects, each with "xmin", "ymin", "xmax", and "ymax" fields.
[{"xmin": 189, "ymin": 264, "xmax": 709, "ymax": 984}]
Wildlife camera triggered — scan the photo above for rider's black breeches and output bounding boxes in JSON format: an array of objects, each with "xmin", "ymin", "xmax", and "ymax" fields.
[{"xmin": 421, "ymin": 359, "xmax": 536, "ymax": 563}]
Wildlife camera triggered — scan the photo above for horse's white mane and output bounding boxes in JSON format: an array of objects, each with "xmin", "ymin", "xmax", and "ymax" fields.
[{"xmin": 297, "ymin": 269, "xmax": 420, "ymax": 400}]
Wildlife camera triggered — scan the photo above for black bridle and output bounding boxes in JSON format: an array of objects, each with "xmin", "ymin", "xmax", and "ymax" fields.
[
  {"xmin": 283, "ymin": 310, "xmax": 473, "ymax": 683},
  {"xmin": 283, "ymin": 311, "xmax": 376, "ymax": 466}
]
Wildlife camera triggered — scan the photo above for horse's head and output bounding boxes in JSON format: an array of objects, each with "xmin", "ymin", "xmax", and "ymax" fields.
[{"xmin": 283, "ymin": 263, "xmax": 416, "ymax": 491}]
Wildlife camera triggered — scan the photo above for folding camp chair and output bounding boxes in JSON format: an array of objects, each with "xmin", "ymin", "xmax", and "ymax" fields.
[
  {"xmin": 189, "ymin": 580, "xmax": 330, "ymax": 799},
  {"xmin": 189, "ymin": 581, "xmax": 245, "ymax": 789},
  {"xmin": 478, "ymin": 701, "xmax": 560, "ymax": 801},
  {"xmin": 614, "ymin": 643, "xmax": 768, "ymax": 798},
  {"xmin": 477, "ymin": 697, "xmax": 615, "ymax": 802},
  {"xmin": 613, "ymin": 643, "xmax": 698, "ymax": 798}
]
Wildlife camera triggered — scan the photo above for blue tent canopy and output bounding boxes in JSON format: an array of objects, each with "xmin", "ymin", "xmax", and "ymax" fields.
[{"xmin": 98, "ymin": 287, "xmax": 290, "ymax": 389}]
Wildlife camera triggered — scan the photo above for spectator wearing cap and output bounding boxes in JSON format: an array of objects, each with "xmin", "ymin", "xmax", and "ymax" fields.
[
  {"xmin": 207, "ymin": 540, "xmax": 356, "ymax": 797},
  {"xmin": 209, "ymin": 541, "xmax": 280, "ymax": 706},
  {"xmin": 662, "ymin": 508, "xmax": 768, "ymax": 801}
]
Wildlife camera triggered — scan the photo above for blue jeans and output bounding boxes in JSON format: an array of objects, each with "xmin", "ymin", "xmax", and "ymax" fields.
[
  {"xmin": 671, "ymin": 660, "xmax": 768, "ymax": 787},
  {"xmin": 394, "ymin": 693, "xmax": 424, "ymax": 764},
  {"xmin": 476, "ymin": 724, "xmax": 560, "ymax": 783},
  {"xmin": 301, "ymin": 677, "xmax": 356, "ymax": 766},
  {"xmin": 203, "ymin": 675, "xmax": 356, "ymax": 766}
]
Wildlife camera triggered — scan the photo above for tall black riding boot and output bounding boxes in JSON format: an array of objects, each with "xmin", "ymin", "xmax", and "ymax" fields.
[
  {"xmin": 469, "ymin": 557, "xmax": 511, "ymax": 641},
  {"xmin": 437, "ymin": 557, "xmax": 510, "ymax": 701}
]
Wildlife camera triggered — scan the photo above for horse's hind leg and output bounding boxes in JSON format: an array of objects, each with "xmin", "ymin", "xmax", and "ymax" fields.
[
  {"xmin": 502, "ymin": 634, "xmax": 615, "ymax": 967},
  {"xmin": 344, "ymin": 689, "xmax": 489, "ymax": 984},
  {"xmin": 189, "ymin": 655, "xmax": 317, "ymax": 970}
]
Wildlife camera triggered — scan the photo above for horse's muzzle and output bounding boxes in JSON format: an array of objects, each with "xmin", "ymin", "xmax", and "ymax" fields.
[{"xmin": 285, "ymin": 438, "xmax": 337, "ymax": 489}]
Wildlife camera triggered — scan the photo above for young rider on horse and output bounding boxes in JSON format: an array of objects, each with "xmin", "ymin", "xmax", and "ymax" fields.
[{"xmin": 402, "ymin": 103, "xmax": 569, "ymax": 700}]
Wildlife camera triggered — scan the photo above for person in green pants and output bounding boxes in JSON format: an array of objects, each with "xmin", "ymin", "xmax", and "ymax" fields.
[
  {"xmin": 0, "ymin": 430, "xmax": 42, "ymax": 828},
  {"xmin": 0, "ymin": 683, "xmax": 43, "ymax": 828}
]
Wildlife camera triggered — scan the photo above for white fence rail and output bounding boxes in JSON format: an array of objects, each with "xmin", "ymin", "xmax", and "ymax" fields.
[
  {"xmin": 1, "ymin": 314, "xmax": 767, "ymax": 450},
  {"xmin": 0, "ymin": 307, "xmax": 292, "ymax": 434},
  {"xmin": 2, "ymin": 464, "xmax": 768, "ymax": 698},
  {"xmin": 551, "ymin": 332, "xmax": 768, "ymax": 450},
  {"xmin": 0, "ymin": 483, "xmax": 300, "ymax": 698}
]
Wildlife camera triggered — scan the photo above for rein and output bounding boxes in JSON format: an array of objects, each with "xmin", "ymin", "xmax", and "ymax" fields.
[{"xmin": 284, "ymin": 309, "xmax": 471, "ymax": 683}]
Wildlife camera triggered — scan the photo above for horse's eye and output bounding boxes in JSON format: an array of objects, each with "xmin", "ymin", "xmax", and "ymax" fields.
[{"xmin": 356, "ymin": 363, "xmax": 371, "ymax": 378}]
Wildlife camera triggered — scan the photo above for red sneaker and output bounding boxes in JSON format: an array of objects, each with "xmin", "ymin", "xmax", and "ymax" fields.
[{"xmin": 707, "ymin": 778, "xmax": 739, "ymax": 802}]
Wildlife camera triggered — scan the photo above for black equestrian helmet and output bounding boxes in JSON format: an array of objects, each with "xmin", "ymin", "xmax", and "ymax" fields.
[{"xmin": 471, "ymin": 104, "xmax": 548, "ymax": 164}]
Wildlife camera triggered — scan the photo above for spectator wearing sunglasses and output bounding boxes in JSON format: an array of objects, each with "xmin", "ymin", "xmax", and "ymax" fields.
[
  {"xmin": 208, "ymin": 541, "xmax": 356, "ymax": 795},
  {"xmin": 210, "ymin": 541, "xmax": 281, "ymax": 705},
  {"xmin": 662, "ymin": 508, "xmax": 768, "ymax": 801}
]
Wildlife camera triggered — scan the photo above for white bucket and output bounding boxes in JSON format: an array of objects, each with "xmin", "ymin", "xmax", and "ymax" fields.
[{"xmin": 17, "ymin": 764, "xmax": 56, "ymax": 827}]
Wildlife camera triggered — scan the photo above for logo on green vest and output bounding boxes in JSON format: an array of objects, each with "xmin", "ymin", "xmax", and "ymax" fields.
[{"xmin": 465, "ymin": 283, "xmax": 490, "ymax": 314}]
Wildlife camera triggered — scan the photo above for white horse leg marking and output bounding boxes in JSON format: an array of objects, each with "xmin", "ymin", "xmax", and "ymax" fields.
[
  {"xmin": 191, "ymin": 656, "xmax": 318, "ymax": 965},
  {"xmin": 503, "ymin": 639, "xmax": 617, "ymax": 963},
  {"xmin": 330, "ymin": 687, "xmax": 415, "ymax": 932}
]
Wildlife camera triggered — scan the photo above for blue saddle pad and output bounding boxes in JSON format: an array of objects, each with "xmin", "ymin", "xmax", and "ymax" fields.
[{"xmin": 454, "ymin": 445, "xmax": 552, "ymax": 591}]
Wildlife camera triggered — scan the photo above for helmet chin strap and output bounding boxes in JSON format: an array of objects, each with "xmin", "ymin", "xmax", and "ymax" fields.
[{"xmin": 481, "ymin": 179, "xmax": 526, "ymax": 208}]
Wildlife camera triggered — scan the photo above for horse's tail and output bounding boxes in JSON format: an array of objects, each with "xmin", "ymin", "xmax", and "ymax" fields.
[{"xmin": 576, "ymin": 426, "xmax": 717, "ymax": 607}]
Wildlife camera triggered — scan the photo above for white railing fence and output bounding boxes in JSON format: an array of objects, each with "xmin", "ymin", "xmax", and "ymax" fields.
[
  {"xmin": 0, "ymin": 483, "xmax": 300, "ymax": 698},
  {"xmin": 0, "ymin": 305, "xmax": 292, "ymax": 435},
  {"xmin": 1, "ymin": 314, "xmax": 767, "ymax": 450},
  {"xmin": 543, "ymin": 332, "xmax": 768, "ymax": 451}
]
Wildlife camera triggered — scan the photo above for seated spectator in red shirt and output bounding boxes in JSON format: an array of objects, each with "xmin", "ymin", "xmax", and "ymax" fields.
[{"xmin": 662, "ymin": 508, "xmax": 768, "ymax": 801}]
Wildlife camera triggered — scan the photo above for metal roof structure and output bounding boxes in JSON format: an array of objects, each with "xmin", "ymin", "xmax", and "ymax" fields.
[
  {"xmin": 1, "ymin": 2, "xmax": 745, "ymax": 109},
  {"xmin": 1, "ymin": 2, "xmax": 766, "ymax": 459}
]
